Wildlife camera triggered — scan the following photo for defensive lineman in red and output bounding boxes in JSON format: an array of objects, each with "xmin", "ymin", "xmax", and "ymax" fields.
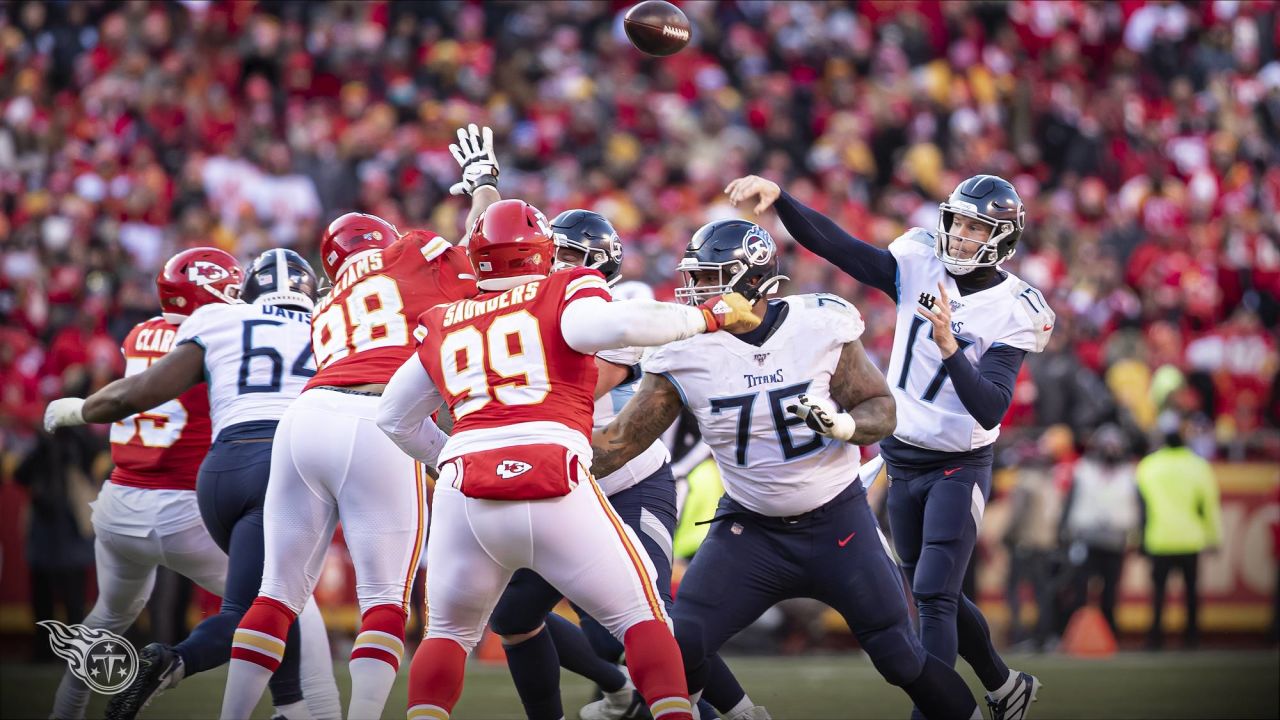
[
  {"xmin": 221, "ymin": 124, "xmax": 500, "ymax": 720},
  {"xmin": 376, "ymin": 199, "xmax": 762, "ymax": 720}
]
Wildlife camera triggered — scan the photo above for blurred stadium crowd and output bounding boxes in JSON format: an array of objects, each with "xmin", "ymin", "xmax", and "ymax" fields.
[{"xmin": 1, "ymin": 0, "xmax": 1278, "ymax": 649}]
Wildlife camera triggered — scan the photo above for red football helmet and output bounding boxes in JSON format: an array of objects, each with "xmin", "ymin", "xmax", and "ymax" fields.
[
  {"xmin": 466, "ymin": 199, "xmax": 554, "ymax": 289},
  {"xmin": 156, "ymin": 247, "xmax": 243, "ymax": 324},
  {"xmin": 320, "ymin": 212, "xmax": 401, "ymax": 281}
]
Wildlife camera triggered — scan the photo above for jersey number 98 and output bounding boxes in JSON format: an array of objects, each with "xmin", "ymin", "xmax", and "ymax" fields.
[{"xmin": 312, "ymin": 276, "xmax": 410, "ymax": 368}]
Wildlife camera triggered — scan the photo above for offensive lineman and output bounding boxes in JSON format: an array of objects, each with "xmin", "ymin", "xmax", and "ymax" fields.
[
  {"xmin": 219, "ymin": 124, "xmax": 498, "ymax": 720},
  {"xmin": 376, "ymin": 198, "xmax": 762, "ymax": 720},
  {"xmin": 590, "ymin": 219, "xmax": 984, "ymax": 720},
  {"xmin": 44, "ymin": 249, "xmax": 336, "ymax": 720},
  {"xmin": 727, "ymin": 173, "xmax": 1050, "ymax": 720}
]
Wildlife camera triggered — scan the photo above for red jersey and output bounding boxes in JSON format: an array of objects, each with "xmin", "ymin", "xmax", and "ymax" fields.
[
  {"xmin": 306, "ymin": 232, "xmax": 477, "ymax": 391},
  {"xmin": 109, "ymin": 317, "xmax": 212, "ymax": 491},
  {"xmin": 416, "ymin": 267, "xmax": 612, "ymax": 442}
]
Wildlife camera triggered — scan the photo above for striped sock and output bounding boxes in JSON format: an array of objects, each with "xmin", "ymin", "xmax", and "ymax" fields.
[
  {"xmin": 349, "ymin": 604, "xmax": 407, "ymax": 719},
  {"xmin": 623, "ymin": 620, "xmax": 693, "ymax": 720},
  {"xmin": 650, "ymin": 696, "xmax": 695, "ymax": 720},
  {"xmin": 221, "ymin": 597, "xmax": 296, "ymax": 720}
]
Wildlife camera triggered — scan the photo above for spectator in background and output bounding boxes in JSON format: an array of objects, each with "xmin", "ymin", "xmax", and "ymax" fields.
[
  {"xmin": 15, "ymin": 424, "xmax": 99, "ymax": 660},
  {"xmin": 1061, "ymin": 424, "xmax": 1140, "ymax": 638},
  {"xmin": 1002, "ymin": 427, "xmax": 1072, "ymax": 652},
  {"xmin": 1137, "ymin": 413, "xmax": 1223, "ymax": 650}
]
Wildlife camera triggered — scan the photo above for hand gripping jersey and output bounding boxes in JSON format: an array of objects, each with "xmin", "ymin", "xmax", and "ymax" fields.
[
  {"xmin": 416, "ymin": 266, "xmax": 612, "ymax": 469},
  {"xmin": 643, "ymin": 294, "xmax": 866, "ymax": 517},
  {"xmin": 307, "ymin": 233, "xmax": 477, "ymax": 390},
  {"xmin": 886, "ymin": 228, "xmax": 1054, "ymax": 452},
  {"xmin": 594, "ymin": 345, "xmax": 670, "ymax": 496},
  {"xmin": 175, "ymin": 302, "xmax": 316, "ymax": 437},
  {"xmin": 108, "ymin": 317, "xmax": 213, "ymax": 491}
]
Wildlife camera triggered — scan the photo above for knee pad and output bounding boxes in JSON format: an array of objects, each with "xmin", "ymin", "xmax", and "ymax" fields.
[
  {"xmin": 912, "ymin": 542, "xmax": 965, "ymax": 599},
  {"xmin": 860, "ymin": 621, "xmax": 926, "ymax": 687},
  {"xmin": 488, "ymin": 602, "xmax": 544, "ymax": 638}
]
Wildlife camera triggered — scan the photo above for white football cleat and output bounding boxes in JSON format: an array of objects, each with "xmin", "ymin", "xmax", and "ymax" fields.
[{"xmin": 987, "ymin": 671, "xmax": 1041, "ymax": 720}]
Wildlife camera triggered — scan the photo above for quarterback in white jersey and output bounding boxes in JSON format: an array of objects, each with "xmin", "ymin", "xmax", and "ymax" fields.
[
  {"xmin": 591, "ymin": 219, "xmax": 983, "ymax": 720},
  {"xmin": 46, "ymin": 249, "xmax": 340, "ymax": 720},
  {"xmin": 730, "ymin": 172, "xmax": 1048, "ymax": 720}
]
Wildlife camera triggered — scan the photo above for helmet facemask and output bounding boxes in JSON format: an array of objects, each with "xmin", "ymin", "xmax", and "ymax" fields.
[
  {"xmin": 935, "ymin": 203, "xmax": 1019, "ymax": 275},
  {"xmin": 551, "ymin": 240, "xmax": 621, "ymax": 286},
  {"xmin": 674, "ymin": 258, "xmax": 786, "ymax": 306}
]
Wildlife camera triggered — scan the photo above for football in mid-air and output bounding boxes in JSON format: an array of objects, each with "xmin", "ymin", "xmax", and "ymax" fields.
[{"xmin": 623, "ymin": 1, "xmax": 691, "ymax": 57}]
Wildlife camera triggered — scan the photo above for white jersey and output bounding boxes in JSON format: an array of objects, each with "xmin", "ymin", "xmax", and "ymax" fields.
[
  {"xmin": 594, "ymin": 346, "xmax": 670, "ymax": 496},
  {"xmin": 643, "ymin": 294, "xmax": 865, "ymax": 517},
  {"xmin": 176, "ymin": 302, "xmax": 316, "ymax": 438},
  {"xmin": 886, "ymin": 228, "xmax": 1054, "ymax": 453}
]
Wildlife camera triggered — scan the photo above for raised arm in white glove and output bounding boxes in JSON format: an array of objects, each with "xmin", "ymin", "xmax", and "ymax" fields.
[
  {"xmin": 449, "ymin": 123, "xmax": 500, "ymax": 197},
  {"xmin": 787, "ymin": 393, "xmax": 857, "ymax": 442}
]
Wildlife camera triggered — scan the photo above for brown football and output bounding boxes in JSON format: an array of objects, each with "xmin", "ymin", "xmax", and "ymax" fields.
[{"xmin": 623, "ymin": 1, "xmax": 691, "ymax": 57}]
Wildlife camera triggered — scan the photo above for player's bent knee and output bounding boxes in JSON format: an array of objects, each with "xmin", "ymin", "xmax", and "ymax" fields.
[
  {"xmin": 860, "ymin": 625, "xmax": 927, "ymax": 687},
  {"xmin": 488, "ymin": 602, "xmax": 544, "ymax": 638},
  {"xmin": 673, "ymin": 616, "xmax": 706, "ymax": 673}
]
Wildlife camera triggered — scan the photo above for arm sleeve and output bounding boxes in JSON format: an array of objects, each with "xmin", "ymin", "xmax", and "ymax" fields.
[
  {"xmin": 561, "ymin": 297, "xmax": 707, "ymax": 355},
  {"xmin": 940, "ymin": 343, "xmax": 1026, "ymax": 430},
  {"xmin": 376, "ymin": 356, "xmax": 449, "ymax": 465},
  {"xmin": 774, "ymin": 191, "xmax": 898, "ymax": 299}
]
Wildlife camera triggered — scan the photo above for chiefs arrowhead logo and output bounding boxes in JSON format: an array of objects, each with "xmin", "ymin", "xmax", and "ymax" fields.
[
  {"xmin": 187, "ymin": 261, "xmax": 229, "ymax": 285},
  {"xmin": 496, "ymin": 460, "xmax": 533, "ymax": 479}
]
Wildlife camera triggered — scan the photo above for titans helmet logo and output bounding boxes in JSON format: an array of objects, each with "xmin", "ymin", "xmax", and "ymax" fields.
[{"xmin": 742, "ymin": 226, "xmax": 776, "ymax": 265}]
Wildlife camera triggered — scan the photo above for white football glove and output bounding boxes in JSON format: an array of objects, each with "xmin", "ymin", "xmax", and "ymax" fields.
[
  {"xmin": 448, "ymin": 123, "xmax": 499, "ymax": 196},
  {"xmin": 44, "ymin": 397, "xmax": 87, "ymax": 433},
  {"xmin": 786, "ymin": 393, "xmax": 856, "ymax": 442}
]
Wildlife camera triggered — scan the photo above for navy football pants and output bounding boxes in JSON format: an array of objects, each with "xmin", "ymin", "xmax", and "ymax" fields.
[
  {"xmin": 673, "ymin": 482, "xmax": 977, "ymax": 719},
  {"xmin": 184, "ymin": 421, "xmax": 304, "ymax": 706},
  {"xmin": 886, "ymin": 462, "xmax": 1010, "ymax": 694}
]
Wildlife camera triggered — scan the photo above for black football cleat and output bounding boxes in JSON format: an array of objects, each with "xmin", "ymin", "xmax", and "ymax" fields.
[{"xmin": 105, "ymin": 643, "xmax": 183, "ymax": 720}]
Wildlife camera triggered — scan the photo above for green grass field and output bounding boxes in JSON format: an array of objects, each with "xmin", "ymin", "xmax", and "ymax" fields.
[{"xmin": 3, "ymin": 651, "xmax": 1277, "ymax": 719}]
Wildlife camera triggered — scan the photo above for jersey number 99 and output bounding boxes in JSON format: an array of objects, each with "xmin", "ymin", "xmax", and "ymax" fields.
[{"xmin": 439, "ymin": 310, "xmax": 550, "ymax": 419}]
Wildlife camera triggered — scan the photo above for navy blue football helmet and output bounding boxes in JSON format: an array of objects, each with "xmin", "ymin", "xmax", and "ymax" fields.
[
  {"xmin": 675, "ymin": 219, "xmax": 786, "ymax": 305},
  {"xmin": 239, "ymin": 249, "xmax": 319, "ymax": 312},
  {"xmin": 549, "ymin": 209, "xmax": 624, "ymax": 286},
  {"xmin": 936, "ymin": 174, "xmax": 1025, "ymax": 275}
]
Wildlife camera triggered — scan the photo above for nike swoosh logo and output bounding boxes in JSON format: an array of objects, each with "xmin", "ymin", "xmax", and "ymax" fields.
[
  {"xmin": 943, "ymin": 467, "xmax": 962, "ymax": 476},
  {"xmin": 838, "ymin": 532, "xmax": 856, "ymax": 547},
  {"xmin": 1042, "ymin": 323, "xmax": 1053, "ymax": 331}
]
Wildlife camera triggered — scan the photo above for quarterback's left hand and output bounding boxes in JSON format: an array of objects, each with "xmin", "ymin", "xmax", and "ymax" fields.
[
  {"xmin": 448, "ymin": 123, "xmax": 500, "ymax": 196},
  {"xmin": 44, "ymin": 397, "xmax": 87, "ymax": 433},
  {"xmin": 786, "ymin": 394, "xmax": 856, "ymax": 442}
]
